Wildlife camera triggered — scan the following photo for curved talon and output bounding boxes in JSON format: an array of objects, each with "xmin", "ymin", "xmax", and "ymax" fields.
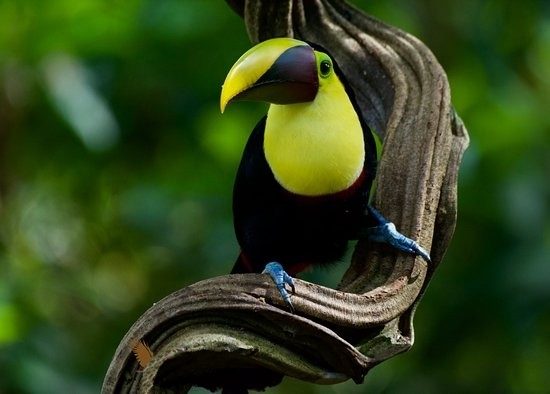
[
  {"xmin": 365, "ymin": 206, "xmax": 432, "ymax": 263},
  {"xmin": 263, "ymin": 262, "xmax": 295, "ymax": 312}
]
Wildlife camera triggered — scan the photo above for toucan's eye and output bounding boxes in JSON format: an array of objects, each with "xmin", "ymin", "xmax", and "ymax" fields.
[{"xmin": 320, "ymin": 60, "xmax": 332, "ymax": 77}]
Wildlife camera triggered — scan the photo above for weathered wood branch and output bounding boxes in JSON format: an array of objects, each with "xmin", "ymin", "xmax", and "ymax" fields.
[{"xmin": 102, "ymin": 0, "xmax": 469, "ymax": 392}]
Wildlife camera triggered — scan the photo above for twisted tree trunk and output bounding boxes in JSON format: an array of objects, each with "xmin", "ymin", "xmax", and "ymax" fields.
[{"xmin": 102, "ymin": 1, "xmax": 469, "ymax": 392}]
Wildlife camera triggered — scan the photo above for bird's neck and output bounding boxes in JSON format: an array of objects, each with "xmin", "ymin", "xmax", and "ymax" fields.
[{"xmin": 264, "ymin": 76, "xmax": 365, "ymax": 196}]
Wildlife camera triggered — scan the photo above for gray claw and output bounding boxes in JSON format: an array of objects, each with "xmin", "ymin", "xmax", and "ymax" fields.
[
  {"xmin": 263, "ymin": 262, "xmax": 295, "ymax": 312},
  {"xmin": 365, "ymin": 206, "xmax": 432, "ymax": 263}
]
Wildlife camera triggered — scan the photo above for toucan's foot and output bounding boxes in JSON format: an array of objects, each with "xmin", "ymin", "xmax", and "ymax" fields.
[
  {"xmin": 262, "ymin": 262, "xmax": 295, "ymax": 313},
  {"xmin": 364, "ymin": 206, "xmax": 431, "ymax": 263}
]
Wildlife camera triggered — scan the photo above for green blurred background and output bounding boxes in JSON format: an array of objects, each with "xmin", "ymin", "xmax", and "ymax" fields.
[{"xmin": 0, "ymin": 0, "xmax": 548, "ymax": 392}]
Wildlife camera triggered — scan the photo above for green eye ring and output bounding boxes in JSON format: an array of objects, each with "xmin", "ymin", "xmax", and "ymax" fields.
[{"xmin": 319, "ymin": 59, "xmax": 332, "ymax": 77}]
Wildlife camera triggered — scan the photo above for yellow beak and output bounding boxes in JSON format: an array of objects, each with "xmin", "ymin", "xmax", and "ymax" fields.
[{"xmin": 220, "ymin": 37, "xmax": 319, "ymax": 113}]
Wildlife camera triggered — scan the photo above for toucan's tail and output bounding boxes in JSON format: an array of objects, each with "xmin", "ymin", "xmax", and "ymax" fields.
[{"xmin": 231, "ymin": 252, "xmax": 255, "ymax": 274}]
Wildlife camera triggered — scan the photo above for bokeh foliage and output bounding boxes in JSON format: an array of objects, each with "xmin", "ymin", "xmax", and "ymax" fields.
[{"xmin": 0, "ymin": 0, "xmax": 548, "ymax": 392}]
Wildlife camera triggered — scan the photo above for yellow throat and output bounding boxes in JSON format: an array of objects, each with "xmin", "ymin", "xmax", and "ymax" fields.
[{"xmin": 264, "ymin": 72, "xmax": 365, "ymax": 197}]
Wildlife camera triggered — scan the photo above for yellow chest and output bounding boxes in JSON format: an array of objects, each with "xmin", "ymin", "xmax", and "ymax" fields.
[{"xmin": 264, "ymin": 78, "xmax": 365, "ymax": 196}]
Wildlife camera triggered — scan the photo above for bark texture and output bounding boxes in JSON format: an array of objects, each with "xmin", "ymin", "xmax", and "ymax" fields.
[{"xmin": 102, "ymin": 0, "xmax": 469, "ymax": 392}]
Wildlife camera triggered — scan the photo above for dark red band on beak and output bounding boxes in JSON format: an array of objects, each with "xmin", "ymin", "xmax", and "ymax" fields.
[{"xmin": 232, "ymin": 45, "xmax": 318, "ymax": 105}]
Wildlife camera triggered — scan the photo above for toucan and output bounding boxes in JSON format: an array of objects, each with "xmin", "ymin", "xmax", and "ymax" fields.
[{"xmin": 220, "ymin": 38, "xmax": 430, "ymax": 310}]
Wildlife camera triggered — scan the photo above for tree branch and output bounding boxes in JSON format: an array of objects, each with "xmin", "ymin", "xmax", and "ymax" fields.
[{"xmin": 102, "ymin": 1, "xmax": 469, "ymax": 392}]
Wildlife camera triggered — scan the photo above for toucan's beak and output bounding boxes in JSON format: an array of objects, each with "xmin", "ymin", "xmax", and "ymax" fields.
[{"xmin": 220, "ymin": 38, "xmax": 318, "ymax": 113}]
